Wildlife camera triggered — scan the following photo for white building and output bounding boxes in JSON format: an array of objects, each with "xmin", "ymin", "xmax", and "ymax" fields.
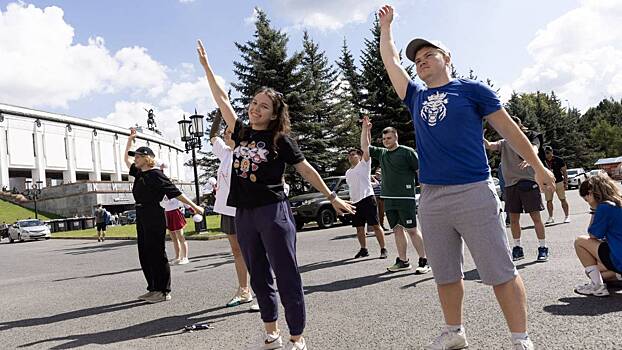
[{"xmin": 0, "ymin": 103, "xmax": 192, "ymax": 217}]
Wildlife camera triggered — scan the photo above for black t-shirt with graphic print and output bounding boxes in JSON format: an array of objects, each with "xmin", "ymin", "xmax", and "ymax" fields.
[
  {"xmin": 545, "ymin": 155, "xmax": 566, "ymax": 183},
  {"xmin": 227, "ymin": 118, "xmax": 305, "ymax": 209}
]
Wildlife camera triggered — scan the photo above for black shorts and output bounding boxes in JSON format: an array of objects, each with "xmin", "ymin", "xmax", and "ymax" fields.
[
  {"xmin": 505, "ymin": 181, "xmax": 544, "ymax": 214},
  {"xmin": 598, "ymin": 242, "xmax": 622, "ymax": 274},
  {"xmin": 220, "ymin": 215, "xmax": 236, "ymax": 235},
  {"xmin": 351, "ymin": 195, "xmax": 379, "ymax": 228},
  {"xmin": 96, "ymin": 222, "xmax": 107, "ymax": 231}
]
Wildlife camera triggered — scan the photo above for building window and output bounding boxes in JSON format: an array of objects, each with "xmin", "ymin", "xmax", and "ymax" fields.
[{"xmin": 32, "ymin": 133, "xmax": 37, "ymax": 157}]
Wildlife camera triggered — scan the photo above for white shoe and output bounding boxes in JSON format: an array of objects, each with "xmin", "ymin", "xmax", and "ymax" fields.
[
  {"xmin": 177, "ymin": 257, "xmax": 189, "ymax": 265},
  {"xmin": 169, "ymin": 258, "xmax": 180, "ymax": 265},
  {"xmin": 137, "ymin": 291, "xmax": 156, "ymax": 301},
  {"xmin": 249, "ymin": 303, "xmax": 260, "ymax": 312},
  {"xmin": 513, "ymin": 338, "xmax": 534, "ymax": 350},
  {"xmin": 424, "ymin": 329, "xmax": 468, "ymax": 350},
  {"xmin": 574, "ymin": 282, "xmax": 609, "ymax": 297},
  {"xmin": 563, "ymin": 216, "xmax": 571, "ymax": 223},
  {"xmin": 545, "ymin": 217, "xmax": 554, "ymax": 225},
  {"xmin": 284, "ymin": 337, "xmax": 306, "ymax": 350},
  {"xmin": 258, "ymin": 332, "xmax": 283, "ymax": 350}
]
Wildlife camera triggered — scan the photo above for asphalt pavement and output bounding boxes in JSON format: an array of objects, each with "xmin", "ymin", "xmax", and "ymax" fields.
[{"xmin": 1, "ymin": 188, "xmax": 621, "ymax": 349}]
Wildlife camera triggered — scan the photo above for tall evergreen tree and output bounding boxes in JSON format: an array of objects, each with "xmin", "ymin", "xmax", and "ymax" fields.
[{"xmin": 359, "ymin": 17, "xmax": 415, "ymax": 148}]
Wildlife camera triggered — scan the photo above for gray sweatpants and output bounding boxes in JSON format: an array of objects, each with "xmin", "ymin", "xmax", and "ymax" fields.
[{"xmin": 418, "ymin": 178, "xmax": 518, "ymax": 286}]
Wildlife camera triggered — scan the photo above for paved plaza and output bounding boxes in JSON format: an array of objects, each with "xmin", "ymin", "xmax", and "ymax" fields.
[{"xmin": 1, "ymin": 189, "xmax": 621, "ymax": 349}]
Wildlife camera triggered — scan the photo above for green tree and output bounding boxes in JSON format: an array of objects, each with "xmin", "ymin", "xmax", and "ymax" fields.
[{"xmin": 590, "ymin": 119, "xmax": 622, "ymax": 157}]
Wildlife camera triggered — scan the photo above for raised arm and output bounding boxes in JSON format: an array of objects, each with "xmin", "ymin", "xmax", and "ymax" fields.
[
  {"xmin": 209, "ymin": 109, "xmax": 223, "ymax": 145},
  {"xmin": 378, "ymin": 5, "xmax": 410, "ymax": 100},
  {"xmin": 197, "ymin": 40, "xmax": 237, "ymax": 130},
  {"xmin": 294, "ymin": 160, "xmax": 355, "ymax": 215},
  {"xmin": 361, "ymin": 116, "xmax": 372, "ymax": 161},
  {"xmin": 123, "ymin": 128, "xmax": 137, "ymax": 169},
  {"xmin": 487, "ymin": 109, "xmax": 555, "ymax": 191}
]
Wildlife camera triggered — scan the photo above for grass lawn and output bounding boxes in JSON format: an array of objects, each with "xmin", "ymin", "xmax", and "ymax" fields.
[
  {"xmin": 0, "ymin": 198, "xmax": 61, "ymax": 223},
  {"xmin": 52, "ymin": 216, "xmax": 224, "ymax": 240}
]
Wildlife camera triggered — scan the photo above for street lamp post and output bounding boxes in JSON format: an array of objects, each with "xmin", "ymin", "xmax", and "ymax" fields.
[
  {"xmin": 178, "ymin": 110, "xmax": 206, "ymax": 232},
  {"xmin": 23, "ymin": 180, "xmax": 43, "ymax": 219}
]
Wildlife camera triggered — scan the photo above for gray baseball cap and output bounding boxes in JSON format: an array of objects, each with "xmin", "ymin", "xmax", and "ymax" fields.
[{"xmin": 405, "ymin": 38, "xmax": 451, "ymax": 63}]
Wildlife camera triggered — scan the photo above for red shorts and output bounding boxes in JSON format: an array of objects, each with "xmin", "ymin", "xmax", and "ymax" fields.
[{"xmin": 165, "ymin": 209, "xmax": 186, "ymax": 231}]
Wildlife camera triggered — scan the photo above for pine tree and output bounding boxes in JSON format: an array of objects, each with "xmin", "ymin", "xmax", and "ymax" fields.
[{"xmin": 359, "ymin": 17, "xmax": 415, "ymax": 149}]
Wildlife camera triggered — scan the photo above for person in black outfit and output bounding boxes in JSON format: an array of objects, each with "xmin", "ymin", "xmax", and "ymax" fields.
[{"xmin": 124, "ymin": 128, "xmax": 204, "ymax": 303}]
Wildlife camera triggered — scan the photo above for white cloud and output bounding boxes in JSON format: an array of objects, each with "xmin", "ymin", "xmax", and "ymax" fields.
[
  {"xmin": 507, "ymin": 0, "xmax": 622, "ymax": 110},
  {"xmin": 160, "ymin": 76, "xmax": 224, "ymax": 111},
  {"xmin": 0, "ymin": 2, "xmax": 167, "ymax": 108},
  {"xmin": 244, "ymin": 7, "xmax": 260, "ymax": 25},
  {"xmin": 271, "ymin": 0, "xmax": 386, "ymax": 30},
  {"xmin": 178, "ymin": 0, "xmax": 195, "ymax": 3}
]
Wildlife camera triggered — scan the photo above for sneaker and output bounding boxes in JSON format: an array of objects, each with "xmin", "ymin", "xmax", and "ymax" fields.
[
  {"xmin": 512, "ymin": 246, "xmax": 524, "ymax": 261},
  {"xmin": 354, "ymin": 248, "xmax": 369, "ymax": 259},
  {"xmin": 513, "ymin": 338, "xmax": 534, "ymax": 350},
  {"xmin": 137, "ymin": 291, "xmax": 156, "ymax": 301},
  {"xmin": 249, "ymin": 303, "xmax": 260, "ymax": 312},
  {"xmin": 284, "ymin": 338, "xmax": 306, "ymax": 350},
  {"xmin": 563, "ymin": 216, "xmax": 571, "ymax": 223},
  {"xmin": 545, "ymin": 217, "xmax": 555, "ymax": 225},
  {"xmin": 379, "ymin": 248, "xmax": 388, "ymax": 259},
  {"xmin": 415, "ymin": 257, "xmax": 432, "ymax": 274},
  {"xmin": 169, "ymin": 258, "xmax": 180, "ymax": 265},
  {"xmin": 381, "ymin": 225, "xmax": 389, "ymax": 231},
  {"xmin": 227, "ymin": 289, "xmax": 253, "ymax": 307},
  {"xmin": 536, "ymin": 247, "xmax": 549, "ymax": 262},
  {"xmin": 387, "ymin": 257, "xmax": 411, "ymax": 272},
  {"xmin": 574, "ymin": 282, "xmax": 610, "ymax": 297},
  {"xmin": 424, "ymin": 329, "xmax": 468, "ymax": 350},
  {"xmin": 177, "ymin": 257, "xmax": 190, "ymax": 265},
  {"xmin": 259, "ymin": 332, "xmax": 283, "ymax": 350},
  {"xmin": 144, "ymin": 292, "xmax": 171, "ymax": 303}
]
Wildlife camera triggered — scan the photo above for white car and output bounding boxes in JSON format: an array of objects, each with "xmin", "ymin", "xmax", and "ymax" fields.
[
  {"xmin": 588, "ymin": 169, "xmax": 606, "ymax": 177},
  {"xmin": 8, "ymin": 219, "xmax": 51, "ymax": 243},
  {"xmin": 567, "ymin": 168, "xmax": 588, "ymax": 190}
]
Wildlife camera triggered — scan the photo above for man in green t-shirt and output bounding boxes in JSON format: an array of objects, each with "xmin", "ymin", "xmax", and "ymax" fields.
[{"xmin": 362, "ymin": 116, "xmax": 430, "ymax": 273}]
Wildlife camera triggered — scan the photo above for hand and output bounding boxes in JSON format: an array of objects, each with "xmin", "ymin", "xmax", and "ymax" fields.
[
  {"xmin": 197, "ymin": 39, "xmax": 209, "ymax": 68},
  {"xmin": 535, "ymin": 168, "xmax": 556, "ymax": 193},
  {"xmin": 195, "ymin": 206, "xmax": 205, "ymax": 216},
  {"xmin": 128, "ymin": 127, "xmax": 137, "ymax": 140},
  {"xmin": 378, "ymin": 5, "xmax": 394, "ymax": 28},
  {"xmin": 331, "ymin": 197, "xmax": 355, "ymax": 216},
  {"xmin": 362, "ymin": 115, "xmax": 372, "ymax": 130}
]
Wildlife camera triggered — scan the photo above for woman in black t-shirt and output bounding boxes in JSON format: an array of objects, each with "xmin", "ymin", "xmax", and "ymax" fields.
[
  {"xmin": 198, "ymin": 40, "xmax": 354, "ymax": 350},
  {"xmin": 123, "ymin": 128, "xmax": 204, "ymax": 303}
]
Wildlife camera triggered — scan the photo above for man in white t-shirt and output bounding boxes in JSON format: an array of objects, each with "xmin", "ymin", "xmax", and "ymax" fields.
[{"xmin": 345, "ymin": 148, "xmax": 388, "ymax": 259}]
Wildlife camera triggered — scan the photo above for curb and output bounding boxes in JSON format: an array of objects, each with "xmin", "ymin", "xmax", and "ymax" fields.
[{"xmin": 51, "ymin": 233, "xmax": 228, "ymax": 241}]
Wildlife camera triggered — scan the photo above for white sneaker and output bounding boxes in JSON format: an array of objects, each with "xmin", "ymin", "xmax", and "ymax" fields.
[
  {"xmin": 513, "ymin": 338, "xmax": 534, "ymax": 350},
  {"xmin": 284, "ymin": 337, "xmax": 306, "ymax": 350},
  {"xmin": 144, "ymin": 292, "xmax": 172, "ymax": 303},
  {"xmin": 574, "ymin": 282, "xmax": 609, "ymax": 297},
  {"xmin": 137, "ymin": 291, "xmax": 156, "ymax": 301},
  {"xmin": 424, "ymin": 329, "xmax": 468, "ymax": 350},
  {"xmin": 169, "ymin": 258, "xmax": 180, "ymax": 265},
  {"xmin": 563, "ymin": 216, "xmax": 571, "ymax": 223},
  {"xmin": 177, "ymin": 257, "xmax": 189, "ymax": 265},
  {"xmin": 258, "ymin": 332, "xmax": 283, "ymax": 350},
  {"xmin": 249, "ymin": 303, "xmax": 260, "ymax": 312},
  {"xmin": 545, "ymin": 217, "xmax": 554, "ymax": 225}
]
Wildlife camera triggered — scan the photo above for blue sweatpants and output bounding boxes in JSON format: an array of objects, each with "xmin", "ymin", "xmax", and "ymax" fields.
[{"xmin": 235, "ymin": 200, "xmax": 306, "ymax": 336}]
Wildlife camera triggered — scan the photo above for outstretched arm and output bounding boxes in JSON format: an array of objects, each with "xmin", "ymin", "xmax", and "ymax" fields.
[
  {"xmin": 175, "ymin": 193, "xmax": 204, "ymax": 216},
  {"xmin": 361, "ymin": 116, "xmax": 372, "ymax": 161},
  {"xmin": 294, "ymin": 160, "xmax": 355, "ymax": 215},
  {"xmin": 123, "ymin": 128, "xmax": 137, "ymax": 169},
  {"xmin": 378, "ymin": 5, "xmax": 410, "ymax": 100},
  {"xmin": 197, "ymin": 40, "xmax": 237, "ymax": 130}
]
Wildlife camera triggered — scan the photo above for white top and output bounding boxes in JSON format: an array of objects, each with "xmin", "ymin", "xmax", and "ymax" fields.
[
  {"xmin": 212, "ymin": 137, "xmax": 236, "ymax": 217},
  {"xmin": 345, "ymin": 158, "xmax": 374, "ymax": 203},
  {"xmin": 160, "ymin": 196, "xmax": 181, "ymax": 212}
]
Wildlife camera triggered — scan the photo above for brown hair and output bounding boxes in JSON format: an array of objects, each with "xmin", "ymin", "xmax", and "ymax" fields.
[
  {"xmin": 144, "ymin": 156, "xmax": 156, "ymax": 168},
  {"xmin": 579, "ymin": 173, "xmax": 622, "ymax": 207},
  {"xmin": 382, "ymin": 127, "xmax": 398, "ymax": 136},
  {"xmin": 243, "ymin": 87, "xmax": 292, "ymax": 151}
]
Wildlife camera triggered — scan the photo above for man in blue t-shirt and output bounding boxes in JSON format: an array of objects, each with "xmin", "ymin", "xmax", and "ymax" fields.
[{"xmin": 378, "ymin": 5, "xmax": 556, "ymax": 350}]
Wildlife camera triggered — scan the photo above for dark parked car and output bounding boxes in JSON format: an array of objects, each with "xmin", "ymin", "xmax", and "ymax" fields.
[
  {"xmin": 290, "ymin": 176, "xmax": 351, "ymax": 230},
  {"xmin": 119, "ymin": 210, "xmax": 137, "ymax": 225}
]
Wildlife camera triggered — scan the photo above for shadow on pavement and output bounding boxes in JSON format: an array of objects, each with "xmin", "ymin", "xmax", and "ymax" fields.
[
  {"xmin": 54, "ymin": 240, "xmax": 136, "ymax": 255},
  {"xmin": 543, "ymin": 293, "xmax": 622, "ymax": 316},
  {"xmin": 185, "ymin": 258, "xmax": 235, "ymax": 273},
  {"xmin": 299, "ymin": 258, "xmax": 375, "ymax": 274},
  {"xmin": 0, "ymin": 300, "xmax": 144, "ymax": 332},
  {"xmin": 303, "ymin": 271, "xmax": 413, "ymax": 295},
  {"xmin": 401, "ymin": 276, "xmax": 435, "ymax": 289},
  {"xmin": 16, "ymin": 305, "xmax": 248, "ymax": 349},
  {"xmin": 52, "ymin": 268, "xmax": 143, "ymax": 282}
]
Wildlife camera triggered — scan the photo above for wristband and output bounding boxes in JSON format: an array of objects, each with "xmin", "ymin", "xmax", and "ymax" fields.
[{"xmin": 327, "ymin": 191, "xmax": 337, "ymax": 202}]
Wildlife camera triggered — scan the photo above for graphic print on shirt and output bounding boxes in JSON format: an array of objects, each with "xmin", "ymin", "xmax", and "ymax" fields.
[
  {"xmin": 232, "ymin": 140, "xmax": 269, "ymax": 183},
  {"xmin": 420, "ymin": 91, "xmax": 449, "ymax": 127}
]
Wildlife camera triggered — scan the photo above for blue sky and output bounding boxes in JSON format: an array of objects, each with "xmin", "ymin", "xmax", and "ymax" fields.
[{"xmin": 1, "ymin": 0, "xmax": 620, "ymax": 144}]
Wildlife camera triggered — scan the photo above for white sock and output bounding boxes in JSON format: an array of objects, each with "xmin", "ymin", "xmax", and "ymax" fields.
[
  {"xmin": 511, "ymin": 332, "xmax": 529, "ymax": 342},
  {"xmin": 615, "ymin": 273, "xmax": 622, "ymax": 281},
  {"xmin": 445, "ymin": 324, "xmax": 464, "ymax": 333},
  {"xmin": 585, "ymin": 265, "xmax": 604, "ymax": 285},
  {"xmin": 514, "ymin": 239, "xmax": 521, "ymax": 247},
  {"xmin": 538, "ymin": 239, "xmax": 546, "ymax": 248}
]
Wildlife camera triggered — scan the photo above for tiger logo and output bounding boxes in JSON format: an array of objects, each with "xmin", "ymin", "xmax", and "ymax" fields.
[{"xmin": 421, "ymin": 91, "xmax": 449, "ymax": 127}]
